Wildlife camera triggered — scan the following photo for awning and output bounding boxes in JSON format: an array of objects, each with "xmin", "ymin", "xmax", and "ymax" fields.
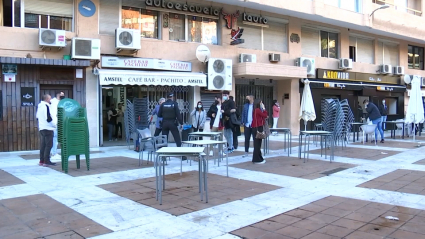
[
  {"xmin": 97, "ymin": 69, "xmax": 207, "ymax": 87},
  {"xmin": 307, "ymin": 79, "xmax": 406, "ymax": 92}
]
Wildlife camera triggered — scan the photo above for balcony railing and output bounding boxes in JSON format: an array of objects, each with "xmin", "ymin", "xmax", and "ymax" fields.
[{"xmin": 372, "ymin": 0, "xmax": 422, "ymax": 16}]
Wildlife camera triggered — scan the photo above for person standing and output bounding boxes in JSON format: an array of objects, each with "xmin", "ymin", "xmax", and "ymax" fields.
[
  {"xmin": 49, "ymin": 91, "xmax": 64, "ymax": 160},
  {"xmin": 152, "ymin": 98, "xmax": 165, "ymax": 136},
  {"xmin": 115, "ymin": 103, "xmax": 124, "ymax": 140},
  {"xmin": 191, "ymin": 101, "xmax": 207, "ymax": 139},
  {"xmin": 230, "ymin": 96, "xmax": 240, "ymax": 150},
  {"xmin": 158, "ymin": 93, "xmax": 184, "ymax": 151},
  {"xmin": 272, "ymin": 100, "xmax": 280, "ymax": 129},
  {"xmin": 107, "ymin": 104, "xmax": 117, "ymax": 141},
  {"xmin": 252, "ymin": 99, "xmax": 268, "ymax": 164},
  {"xmin": 208, "ymin": 97, "xmax": 222, "ymax": 132},
  {"xmin": 208, "ymin": 95, "xmax": 219, "ymax": 130},
  {"xmin": 379, "ymin": 99, "xmax": 388, "ymax": 130},
  {"xmin": 36, "ymin": 94, "xmax": 57, "ymax": 166},
  {"xmin": 241, "ymin": 94, "xmax": 254, "ymax": 157},
  {"xmin": 363, "ymin": 99, "xmax": 384, "ymax": 143},
  {"xmin": 221, "ymin": 91, "xmax": 236, "ymax": 153}
]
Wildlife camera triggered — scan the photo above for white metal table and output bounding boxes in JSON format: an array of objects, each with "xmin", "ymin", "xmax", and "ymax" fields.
[
  {"xmin": 183, "ymin": 140, "xmax": 229, "ymax": 177},
  {"xmin": 188, "ymin": 132, "xmax": 222, "ymax": 141},
  {"xmin": 155, "ymin": 147, "xmax": 207, "ymax": 205},
  {"xmin": 270, "ymin": 128, "xmax": 292, "ymax": 156},
  {"xmin": 298, "ymin": 131, "xmax": 334, "ymax": 163}
]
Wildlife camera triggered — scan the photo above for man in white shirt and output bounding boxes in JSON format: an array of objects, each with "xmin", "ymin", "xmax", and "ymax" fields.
[
  {"xmin": 36, "ymin": 94, "xmax": 57, "ymax": 166},
  {"xmin": 49, "ymin": 92, "xmax": 64, "ymax": 160}
]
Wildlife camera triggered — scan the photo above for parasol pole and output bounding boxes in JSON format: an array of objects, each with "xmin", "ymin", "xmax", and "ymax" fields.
[{"xmin": 305, "ymin": 120, "xmax": 307, "ymax": 131}]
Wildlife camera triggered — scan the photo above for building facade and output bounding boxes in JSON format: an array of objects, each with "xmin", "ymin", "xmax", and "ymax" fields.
[{"xmin": 1, "ymin": 0, "xmax": 425, "ymax": 151}]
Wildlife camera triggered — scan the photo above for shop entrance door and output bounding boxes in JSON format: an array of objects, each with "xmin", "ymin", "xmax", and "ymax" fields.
[
  {"xmin": 235, "ymin": 84, "xmax": 273, "ymax": 123},
  {"xmin": 40, "ymin": 85, "xmax": 73, "ymax": 100}
]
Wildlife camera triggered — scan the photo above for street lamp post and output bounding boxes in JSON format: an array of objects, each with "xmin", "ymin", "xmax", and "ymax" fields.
[{"xmin": 370, "ymin": 5, "xmax": 390, "ymax": 17}]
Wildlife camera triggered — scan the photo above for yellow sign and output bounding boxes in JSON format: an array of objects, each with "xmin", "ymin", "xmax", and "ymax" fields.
[{"xmin": 322, "ymin": 70, "xmax": 351, "ymax": 80}]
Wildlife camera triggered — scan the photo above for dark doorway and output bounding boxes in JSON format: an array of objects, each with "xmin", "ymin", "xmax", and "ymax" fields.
[
  {"xmin": 235, "ymin": 84, "xmax": 274, "ymax": 124},
  {"xmin": 40, "ymin": 85, "xmax": 73, "ymax": 101}
]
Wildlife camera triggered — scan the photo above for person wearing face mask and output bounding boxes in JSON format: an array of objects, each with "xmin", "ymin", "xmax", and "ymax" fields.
[
  {"xmin": 191, "ymin": 101, "xmax": 207, "ymax": 139},
  {"xmin": 379, "ymin": 99, "xmax": 388, "ymax": 130},
  {"xmin": 49, "ymin": 91, "xmax": 64, "ymax": 160},
  {"xmin": 221, "ymin": 91, "xmax": 236, "ymax": 153},
  {"xmin": 272, "ymin": 100, "xmax": 280, "ymax": 129},
  {"xmin": 363, "ymin": 99, "xmax": 384, "ymax": 143},
  {"xmin": 36, "ymin": 94, "xmax": 57, "ymax": 166},
  {"xmin": 241, "ymin": 94, "xmax": 255, "ymax": 157},
  {"xmin": 151, "ymin": 98, "xmax": 165, "ymax": 137}
]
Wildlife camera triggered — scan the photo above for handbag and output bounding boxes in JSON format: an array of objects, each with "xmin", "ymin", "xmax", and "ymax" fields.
[{"xmin": 254, "ymin": 111, "xmax": 267, "ymax": 139}]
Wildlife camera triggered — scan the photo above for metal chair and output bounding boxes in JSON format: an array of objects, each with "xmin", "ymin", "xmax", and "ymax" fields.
[
  {"xmin": 395, "ymin": 119, "xmax": 406, "ymax": 138},
  {"xmin": 137, "ymin": 129, "xmax": 155, "ymax": 166}
]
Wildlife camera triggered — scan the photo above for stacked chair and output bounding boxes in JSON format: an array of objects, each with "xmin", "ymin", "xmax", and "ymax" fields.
[
  {"xmin": 321, "ymin": 98, "xmax": 354, "ymax": 148},
  {"xmin": 125, "ymin": 98, "xmax": 150, "ymax": 151},
  {"xmin": 125, "ymin": 100, "xmax": 135, "ymax": 149},
  {"xmin": 57, "ymin": 99, "xmax": 90, "ymax": 174}
]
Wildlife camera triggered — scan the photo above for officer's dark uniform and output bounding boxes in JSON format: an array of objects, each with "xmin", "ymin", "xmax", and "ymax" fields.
[{"xmin": 158, "ymin": 94, "xmax": 183, "ymax": 147}]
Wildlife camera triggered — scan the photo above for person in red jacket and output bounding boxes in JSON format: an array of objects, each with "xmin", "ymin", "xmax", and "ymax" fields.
[{"xmin": 252, "ymin": 99, "xmax": 268, "ymax": 164}]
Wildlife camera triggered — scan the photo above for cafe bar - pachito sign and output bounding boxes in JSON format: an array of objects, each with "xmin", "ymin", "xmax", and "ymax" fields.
[
  {"xmin": 317, "ymin": 69, "xmax": 400, "ymax": 85},
  {"xmin": 146, "ymin": 0, "xmax": 220, "ymax": 16}
]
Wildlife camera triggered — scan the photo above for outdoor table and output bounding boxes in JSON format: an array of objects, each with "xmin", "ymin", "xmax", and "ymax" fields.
[
  {"xmin": 182, "ymin": 140, "xmax": 229, "ymax": 177},
  {"xmin": 350, "ymin": 122, "xmax": 363, "ymax": 142},
  {"xmin": 188, "ymin": 132, "xmax": 222, "ymax": 141},
  {"xmin": 298, "ymin": 131, "xmax": 334, "ymax": 163},
  {"xmin": 155, "ymin": 147, "xmax": 207, "ymax": 205},
  {"xmin": 384, "ymin": 121, "xmax": 405, "ymax": 139},
  {"xmin": 270, "ymin": 128, "xmax": 292, "ymax": 156}
]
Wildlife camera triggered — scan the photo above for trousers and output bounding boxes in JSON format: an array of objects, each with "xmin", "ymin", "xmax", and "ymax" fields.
[
  {"xmin": 162, "ymin": 120, "xmax": 182, "ymax": 147},
  {"xmin": 252, "ymin": 127, "xmax": 264, "ymax": 163},
  {"xmin": 40, "ymin": 130, "xmax": 54, "ymax": 164},
  {"xmin": 372, "ymin": 118, "xmax": 384, "ymax": 140},
  {"xmin": 224, "ymin": 128, "xmax": 233, "ymax": 150},
  {"xmin": 273, "ymin": 118, "xmax": 279, "ymax": 129},
  {"xmin": 51, "ymin": 129, "xmax": 58, "ymax": 155},
  {"xmin": 244, "ymin": 126, "xmax": 254, "ymax": 153}
]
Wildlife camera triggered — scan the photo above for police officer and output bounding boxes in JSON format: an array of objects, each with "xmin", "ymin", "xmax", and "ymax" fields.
[{"xmin": 158, "ymin": 93, "xmax": 183, "ymax": 147}]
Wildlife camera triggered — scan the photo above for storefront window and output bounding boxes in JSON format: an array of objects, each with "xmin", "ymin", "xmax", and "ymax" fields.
[
  {"xmin": 121, "ymin": 7, "xmax": 158, "ymax": 39},
  {"xmin": 188, "ymin": 16, "xmax": 217, "ymax": 45},
  {"xmin": 321, "ymin": 31, "xmax": 338, "ymax": 58},
  {"xmin": 169, "ymin": 13, "xmax": 185, "ymax": 41},
  {"xmin": 408, "ymin": 45, "xmax": 424, "ymax": 70}
]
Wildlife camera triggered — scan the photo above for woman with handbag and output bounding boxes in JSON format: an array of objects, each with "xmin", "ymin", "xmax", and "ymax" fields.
[{"xmin": 252, "ymin": 99, "xmax": 268, "ymax": 164}]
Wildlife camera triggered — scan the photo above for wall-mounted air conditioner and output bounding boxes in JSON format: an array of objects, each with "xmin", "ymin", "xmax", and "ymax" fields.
[
  {"xmin": 239, "ymin": 54, "xmax": 257, "ymax": 63},
  {"xmin": 39, "ymin": 29, "xmax": 66, "ymax": 48},
  {"xmin": 208, "ymin": 58, "xmax": 233, "ymax": 91},
  {"xmin": 269, "ymin": 53, "xmax": 280, "ymax": 62},
  {"xmin": 115, "ymin": 28, "xmax": 141, "ymax": 52},
  {"xmin": 393, "ymin": 66, "xmax": 404, "ymax": 75},
  {"xmin": 339, "ymin": 58, "xmax": 353, "ymax": 70},
  {"xmin": 71, "ymin": 38, "xmax": 101, "ymax": 60},
  {"xmin": 380, "ymin": 64, "xmax": 392, "ymax": 74},
  {"xmin": 297, "ymin": 57, "xmax": 316, "ymax": 76}
]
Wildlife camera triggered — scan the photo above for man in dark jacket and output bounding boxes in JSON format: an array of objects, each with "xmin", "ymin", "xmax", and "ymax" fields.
[
  {"xmin": 221, "ymin": 91, "xmax": 236, "ymax": 153},
  {"xmin": 229, "ymin": 96, "xmax": 239, "ymax": 150},
  {"xmin": 208, "ymin": 95, "xmax": 219, "ymax": 129},
  {"xmin": 363, "ymin": 99, "xmax": 384, "ymax": 143},
  {"xmin": 241, "ymin": 94, "xmax": 254, "ymax": 157},
  {"xmin": 379, "ymin": 99, "xmax": 388, "ymax": 130}
]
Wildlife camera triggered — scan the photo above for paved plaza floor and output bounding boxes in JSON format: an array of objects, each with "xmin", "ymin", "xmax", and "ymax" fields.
[{"xmin": 1, "ymin": 133, "xmax": 425, "ymax": 238}]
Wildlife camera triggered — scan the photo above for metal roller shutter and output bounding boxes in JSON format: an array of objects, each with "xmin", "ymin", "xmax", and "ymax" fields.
[
  {"xmin": 25, "ymin": 0, "xmax": 73, "ymax": 17},
  {"xmin": 301, "ymin": 27, "xmax": 320, "ymax": 57},
  {"xmin": 200, "ymin": 91, "xmax": 217, "ymax": 119},
  {"xmin": 99, "ymin": 0, "xmax": 120, "ymax": 35}
]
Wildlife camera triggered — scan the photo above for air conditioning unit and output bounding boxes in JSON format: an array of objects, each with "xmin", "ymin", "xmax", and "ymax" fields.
[
  {"xmin": 207, "ymin": 58, "xmax": 232, "ymax": 91},
  {"xmin": 239, "ymin": 54, "xmax": 256, "ymax": 63},
  {"xmin": 39, "ymin": 29, "xmax": 66, "ymax": 48},
  {"xmin": 269, "ymin": 53, "xmax": 280, "ymax": 62},
  {"xmin": 115, "ymin": 28, "xmax": 141, "ymax": 52},
  {"xmin": 339, "ymin": 58, "xmax": 353, "ymax": 69},
  {"xmin": 71, "ymin": 38, "xmax": 101, "ymax": 60},
  {"xmin": 297, "ymin": 57, "xmax": 316, "ymax": 76},
  {"xmin": 380, "ymin": 64, "xmax": 392, "ymax": 74},
  {"xmin": 393, "ymin": 66, "xmax": 404, "ymax": 75}
]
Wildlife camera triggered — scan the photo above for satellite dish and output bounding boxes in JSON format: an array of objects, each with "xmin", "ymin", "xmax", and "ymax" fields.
[
  {"xmin": 196, "ymin": 45, "xmax": 211, "ymax": 63},
  {"xmin": 404, "ymin": 74, "xmax": 412, "ymax": 84}
]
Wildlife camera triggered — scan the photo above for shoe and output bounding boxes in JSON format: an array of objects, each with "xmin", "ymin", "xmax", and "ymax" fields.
[
  {"xmin": 42, "ymin": 164, "xmax": 48, "ymax": 167},
  {"xmin": 38, "ymin": 163, "xmax": 44, "ymax": 166},
  {"xmin": 381, "ymin": 139, "xmax": 385, "ymax": 143},
  {"xmin": 51, "ymin": 154, "xmax": 61, "ymax": 160},
  {"xmin": 371, "ymin": 140, "xmax": 376, "ymax": 143},
  {"xmin": 114, "ymin": 138, "xmax": 118, "ymax": 141},
  {"xmin": 45, "ymin": 162, "xmax": 57, "ymax": 166},
  {"xmin": 243, "ymin": 152, "xmax": 249, "ymax": 157},
  {"xmin": 254, "ymin": 160, "xmax": 266, "ymax": 164}
]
